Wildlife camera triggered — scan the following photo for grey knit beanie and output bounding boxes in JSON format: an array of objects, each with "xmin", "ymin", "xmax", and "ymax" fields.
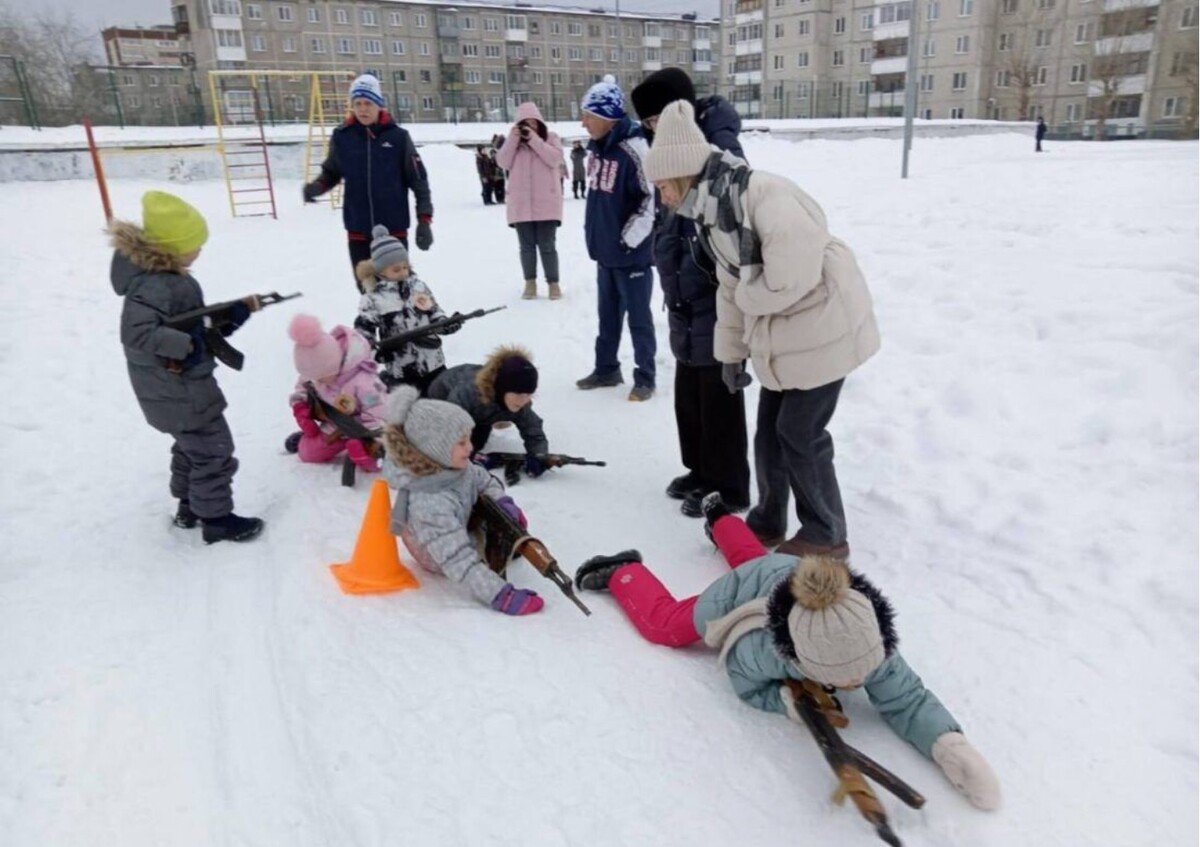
[
  {"xmin": 371, "ymin": 224, "xmax": 409, "ymax": 273},
  {"xmin": 787, "ymin": 558, "xmax": 886, "ymax": 687},
  {"xmin": 643, "ymin": 100, "xmax": 714, "ymax": 183},
  {"xmin": 384, "ymin": 385, "xmax": 474, "ymax": 468}
]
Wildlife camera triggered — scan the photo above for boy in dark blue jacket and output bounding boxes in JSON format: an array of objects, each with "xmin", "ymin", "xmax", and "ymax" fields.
[
  {"xmin": 574, "ymin": 75, "xmax": 657, "ymax": 402},
  {"xmin": 303, "ymin": 74, "xmax": 433, "ymax": 290}
]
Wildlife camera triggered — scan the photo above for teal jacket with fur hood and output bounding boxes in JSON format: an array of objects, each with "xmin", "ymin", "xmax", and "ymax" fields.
[{"xmin": 692, "ymin": 552, "xmax": 960, "ymax": 758}]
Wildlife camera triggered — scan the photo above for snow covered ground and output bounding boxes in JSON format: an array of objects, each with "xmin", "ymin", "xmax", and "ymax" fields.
[{"xmin": 0, "ymin": 133, "xmax": 1195, "ymax": 847}]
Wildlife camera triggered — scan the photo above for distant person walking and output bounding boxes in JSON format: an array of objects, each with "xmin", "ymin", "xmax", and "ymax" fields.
[
  {"xmin": 570, "ymin": 140, "xmax": 587, "ymax": 199},
  {"xmin": 1036, "ymin": 117, "xmax": 1047, "ymax": 152}
]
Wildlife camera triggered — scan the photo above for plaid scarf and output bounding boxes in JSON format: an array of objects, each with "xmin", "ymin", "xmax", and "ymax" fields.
[{"xmin": 685, "ymin": 150, "xmax": 762, "ymax": 283}]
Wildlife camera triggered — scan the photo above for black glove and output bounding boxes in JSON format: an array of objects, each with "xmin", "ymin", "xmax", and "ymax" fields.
[
  {"xmin": 415, "ymin": 219, "xmax": 433, "ymax": 251},
  {"xmin": 721, "ymin": 361, "xmax": 752, "ymax": 394},
  {"xmin": 219, "ymin": 300, "xmax": 252, "ymax": 336},
  {"xmin": 412, "ymin": 334, "xmax": 443, "ymax": 350},
  {"xmin": 302, "ymin": 182, "xmax": 321, "ymax": 203},
  {"xmin": 524, "ymin": 454, "xmax": 547, "ymax": 478},
  {"xmin": 181, "ymin": 325, "xmax": 207, "ymax": 370},
  {"xmin": 434, "ymin": 312, "xmax": 464, "ymax": 335}
]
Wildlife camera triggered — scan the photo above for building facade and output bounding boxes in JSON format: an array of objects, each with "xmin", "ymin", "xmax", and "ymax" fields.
[
  {"xmin": 721, "ymin": 0, "xmax": 1197, "ymax": 137},
  {"xmin": 78, "ymin": 64, "xmax": 198, "ymax": 126},
  {"xmin": 103, "ymin": 25, "xmax": 184, "ymax": 66},
  {"xmin": 168, "ymin": 0, "xmax": 719, "ymax": 124}
]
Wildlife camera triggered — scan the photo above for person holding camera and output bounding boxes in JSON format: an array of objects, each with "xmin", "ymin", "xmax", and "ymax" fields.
[{"xmin": 495, "ymin": 102, "xmax": 565, "ymax": 300}]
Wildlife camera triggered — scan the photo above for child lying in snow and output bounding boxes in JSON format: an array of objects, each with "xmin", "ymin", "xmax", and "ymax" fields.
[
  {"xmin": 381, "ymin": 386, "xmax": 543, "ymax": 616},
  {"xmin": 574, "ymin": 494, "xmax": 1001, "ymax": 811}
]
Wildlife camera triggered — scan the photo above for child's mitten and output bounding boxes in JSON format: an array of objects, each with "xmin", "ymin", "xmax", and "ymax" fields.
[
  {"xmin": 346, "ymin": 439, "xmax": 380, "ymax": 473},
  {"xmin": 491, "ymin": 584, "xmax": 544, "ymax": 616},
  {"xmin": 292, "ymin": 402, "xmax": 321, "ymax": 438},
  {"xmin": 931, "ymin": 732, "xmax": 1002, "ymax": 811},
  {"xmin": 524, "ymin": 454, "xmax": 546, "ymax": 478},
  {"xmin": 495, "ymin": 495, "xmax": 527, "ymax": 529},
  {"xmin": 181, "ymin": 325, "xmax": 207, "ymax": 370}
]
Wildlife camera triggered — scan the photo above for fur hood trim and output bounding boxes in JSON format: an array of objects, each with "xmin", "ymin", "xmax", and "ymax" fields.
[
  {"xmin": 355, "ymin": 260, "xmax": 380, "ymax": 291},
  {"xmin": 382, "ymin": 423, "xmax": 445, "ymax": 477},
  {"xmin": 766, "ymin": 563, "xmax": 897, "ymax": 663},
  {"xmin": 109, "ymin": 220, "xmax": 186, "ymax": 274},
  {"xmin": 475, "ymin": 344, "xmax": 533, "ymax": 404}
]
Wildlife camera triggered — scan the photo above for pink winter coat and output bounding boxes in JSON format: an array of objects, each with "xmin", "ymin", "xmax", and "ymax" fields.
[
  {"xmin": 288, "ymin": 325, "xmax": 387, "ymax": 433},
  {"xmin": 495, "ymin": 102, "xmax": 564, "ymax": 226}
]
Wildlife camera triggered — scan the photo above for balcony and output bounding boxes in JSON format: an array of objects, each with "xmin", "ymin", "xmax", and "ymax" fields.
[
  {"xmin": 1095, "ymin": 31, "xmax": 1154, "ymax": 53},
  {"xmin": 869, "ymin": 89, "xmax": 905, "ymax": 108},
  {"xmin": 692, "ymin": 38, "xmax": 710, "ymax": 50},
  {"xmin": 642, "ymin": 35, "xmax": 661, "ymax": 48},
  {"xmin": 437, "ymin": 20, "xmax": 460, "ymax": 38},
  {"xmin": 734, "ymin": 10, "xmax": 764, "ymax": 24},
  {"xmin": 871, "ymin": 56, "xmax": 908, "ymax": 75},
  {"xmin": 1103, "ymin": 0, "xmax": 1158, "ymax": 8},
  {"xmin": 733, "ymin": 70, "xmax": 763, "ymax": 85},
  {"xmin": 873, "ymin": 20, "xmax": 909, "ymax": 41},
  {"xmin": 693, "ymin": 60, "xmax": 712, "ymax": 72},
  {"xmin": 1087, "ymin": 73, "xmax": 1147, "ymax": 96},
  {"xmin": 642, "ymin": 60, "xmax": 663, "ymax": 71},
  {"xmin": 734, "ymin": 39, "xmax": 762, "ymax": 56},
  {"xmin": 505, "ymin": 28, "xmax": 527, "ymax": 42}
]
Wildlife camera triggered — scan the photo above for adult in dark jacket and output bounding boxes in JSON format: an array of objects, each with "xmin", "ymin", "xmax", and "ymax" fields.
[
  {"xmin": 1035, "ymin": 117, "xmax": 1047, "ymax": 152},
  {"xmin": 302, "ymin": 74, "xmax": 433, "ymax": 289},
  {"xmin": 476, "ymin": 145, "xmax": 498, "ymax": 205},
  {"xmin": 632, "ymin": 68, "xmax": 751, "ymax": 517},
  {"xmin": 427, "ymin": 346, "xmax": 550, "ymax": 471},
  {"xmin": 569, "ymin": 140, "xmax": 587, "ymax": 199}
]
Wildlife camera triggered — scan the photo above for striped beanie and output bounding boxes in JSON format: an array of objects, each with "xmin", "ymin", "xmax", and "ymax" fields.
[
  {"xmin": 349, "ymin": 73, "xmax": 385, "ymax": 108},
  {"xmin": 581, "ymin": 74, "xmax": 625, "ymax": 121}
]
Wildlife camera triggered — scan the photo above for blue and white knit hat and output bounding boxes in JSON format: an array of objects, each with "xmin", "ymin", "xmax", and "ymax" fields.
[
  {"xmin": 349, "ymin": 73, "xmax": 385, "ymax": 108},
  {"xmin": 581, "ymin": 74, "xmax": 625, "ymax": 120}
]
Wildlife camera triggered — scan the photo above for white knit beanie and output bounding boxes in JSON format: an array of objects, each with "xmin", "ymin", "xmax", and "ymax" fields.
[
  {"xmin": 644, "ymin": 100, "xmax": 714, "ymax": 183},
  {"xmin": 384, "ymin": 386, "xmax": 474, "ymax": 468},
  {"xmin": 787, "ymin": 557, "xmax": 886, "ymax": 687}
]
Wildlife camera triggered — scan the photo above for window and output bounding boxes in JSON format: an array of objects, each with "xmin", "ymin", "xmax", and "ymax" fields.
[
  {"xmin": 1000, "ymin": 0, "xmax": 1017, "ymax": 12},
  {"xmin": 568, "ymin": 22, "xmax": 583, "ymax": 36},
  {"xmin": 832, "ymin": 49, "xmax": 844, "ymax": 66},
  {"xmin": 484, "ymin": 17, "xmax": 499, "ymax": 31},
  {"xmin": 216, "ymin": 29, "xmax": 243, "ymax": 47},
  {"xmin": 859, "ymin": 46, "xmax": 871, "ymax": 63},
  {"xmin": 461, "ymin": 43, "xmax": 477, "ymax": 56},
  {"xmin": 529, "ymin": 19, "xmax": 540, "ymax": 34},
  {"xmin": 250, "ymin": 34, "xmax": 266, "ymax": 51},
  {"xmin": 533, "ymin": 71, "xmax": 543, "ymax": 83},
  {"xmin": 955, "ymin": 35, "xmax": 969, "ymax": 54},
  {"xmin": 590, "ymin": 47, "xmax": 602, "ymax": 60},
  {"xmin": 774, "ymin": 23, "xmax": 784, "ymax": 37},
  {"xmin": 1034, "ymin": 66, "xmax": 1047, "ymax": 85},
  {"xmin": 417, "ymin": 70, "xmax": 430, "ymax": 84},
  {"xmin": 337, "ymin": 37, "xmax": 355, "ymax": 54},
  {"xmin": 959, "ymin": 0, "xmax": 972, "ymax": 16},
  {"xmin": 485, "ymin": 44, "xmax": 501, "ymax": 58},
  {"xmin": 1070, "ymin": 63, "xmax": 1086, "ymax": 83},
  {"xmin": 422, "ymin": 96, "xmax": 435, "ymax": 110},
  {"xmin": 308, "ymin": 7, "xmax": 319, "ymax": 23},
  {"xmin": 645, "ymin": 22, "xmax": 660, "ymax": 37},
  {"xmin": 389, "ymin": 11, "xmax": 403, "ymax": 26},
  {"xmin": 466, "ymin": 70, "xmax": 481, "ymax": 84},
  {"xmin": 612, "ymin": 49, "xmax": 621, "ymax": 62},
  {"xmin": 920, "ymin": 73, "xmax": 934, "ymax": 91},
  {"xmin": 550, "ymin": 47, "xmax": 561, "ymax": 59},
  {"xmin": 1163, "ymin": 96, "xmax": 1185, "ymax": 117},
  {"xmin": 362, "ymin": 9, "xmax": 377, "ymax": 26},
  {"xmin": 335, "ymin": 8, "xmax": 348, "ymax": 25},
  {"xmin": 861, "ymin": 12, "xmax": 873, "ymax": 30},
  {"xmin": 773, "ymin": 54, "xmax": 783, "ymax": 69},
  {"xmin": 392, "ymin": 40, "xmax": 405, "ymax": 54},
  {"xmin": 246, "ymin": 3, "xmax": 261, "ymax": 20},
  {"xmin": 857, "ymin": 80, "xmax": 869, "ymax": 95},
  {"xmin": 1065, "ymin": 102, "xmax": 1079, "ymax": 122},
  {"xmin": 419, "ymin": 41, "xmax": 429, "ymax": 55},
  {"xmin": 208, "ymin": 0, "xmax": 241, "ymax": 14},
  {"xmin": 995, "ymin": 69, "xmax": 1010, "ymax": 86},
  {"xmin": 922, "ymin": 37, "xmax": 936, "ymax": 57},
  {"xmin": 461, "ymin": 16, "xmax": 474, "ymax": 29},
  {"xmin": 607, "ymin": 23, "xmax": 617, "ymax": 37},
  {"xmin": 927, "ymin": 1, "xmax": 940, "ymax": 21},
  {"xmin": 1037, "ymin": 0, "xmax": 1054, "ymax": 8},
  {"xmin": 834, "ymin": 16, "xmax": 846, "ymax": 34},
  {"xmin": 363, "ymin": 38, "xmax": 381, "ymax": 55},
  {"xmin": 998, "ymin": 32, "xmax": 1012, "ymax": 51},
  {"xmin": 952, "ymin": 71, "xmax": 967, "ymax": 90},
  {"xmin": 1035, "ymin": 29, "xmax": 1051, "ymax": 48},
  {"xmin": 798, "ymin": 19, "xmax": 810, "ymax": 35},
  {"xmin": 509, "ymin": 44, "xmax": 525, "ymax": 59},
  {"xmin": 489, "ymin": 71, "xmax": 504, "ymax": 84},
  {"xmin": 507, "ymin": 14, "xmax": 527, "ymax": 29},
  {"xmin": 121, "ymin": 73, "xmax": 134, "ymax": 86},
  {"xmin": 1170, "ymin": 51, "xmax": 1195, "ymax": 76},
  {"xmin": 1074, "ymin": 22, "xmax": 1090, "ymax": 43},
  {"xmin": 588, "ymin": 23, "xmax": 601, "ymax": 37},
  {"xmin": 949, "ymin": 107, "xmax": 964, "ymax": 119},
  {"xmin": 310, "ymin": 37, "xmax": 325, "ymax": 53},
  {"xmin": 127, "ymin": 95, "xmax": 141, "ymax": 108},
  {"xmin": 1182, "ymin": 6, "xmax": 1198, "ymax": 27},
  {"xmin": 530, "ymin": 46, "xmax": 542, "ymax": 58},
  {"xmin": 148, "ymin": 74, "xmax": 160, "ymax": 86},
  {"xmin": 275, "ymin": 4, "xmax": 293, "ymax": 22},
  {"xmin": 550, "ymin": 21, "xmax": 561, "ymax": 35},
  {"xmin": 282, "ymin": 36, "xmax": 296, "ymax": 52},
  {"xmin": 696, "ymin": 26, "xmax": 710, "ymax": 39},
  {"xmin": 625, "ymin": 50, "xmax": 638, "ymax": 61},
  {"xmin": 416, "ymin": 13, "xmax": 427, "ymax": 28},
  {"xmin": 797, "ymin": 51, "xmax": 809, "ymax": 67},
  {"xmin": 569, "ymin": 46, "xmax": 582, "ymax": 60}
]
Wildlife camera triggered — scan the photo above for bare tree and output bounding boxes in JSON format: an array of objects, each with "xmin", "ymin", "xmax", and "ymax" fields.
[
  {"xmin": 0, "ymin": 2, "xmax": 99, "ymax": 125},
  {"xmin": 994, "ymin": 1, "xmax": 1055, "ymax": 122}
]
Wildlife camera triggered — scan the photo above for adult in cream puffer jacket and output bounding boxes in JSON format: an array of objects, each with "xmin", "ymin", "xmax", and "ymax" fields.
[{"xmin": 645, "ymin": 100, "xmax": 880, "ymax": 557}]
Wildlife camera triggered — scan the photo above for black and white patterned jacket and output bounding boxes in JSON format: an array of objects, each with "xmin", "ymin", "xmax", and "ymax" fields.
[{"xmin": 354, "ymin": 271, "xmax": 457, "ymax": 389}]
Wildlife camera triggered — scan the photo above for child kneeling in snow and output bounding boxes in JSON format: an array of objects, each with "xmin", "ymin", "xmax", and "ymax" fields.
[
  {"xmin": 381, "ymin": 386, "xmax": 543, "ymax": 616},
  {"xmin": 287, "ymin": 314, "xmax": 386, "ymax": 474},
  {"xmin": 355, "ymin": 225, "xmax": 459, "ymax": 395},
  {"xmin": 575, "ymin": 495, "xmax": 1001, "ymax": 811}
]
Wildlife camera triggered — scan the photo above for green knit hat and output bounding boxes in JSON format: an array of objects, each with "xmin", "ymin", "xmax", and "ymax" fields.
[{"xmin": 141, "ymin": 190, "xmax": 209, "ymax": 255}]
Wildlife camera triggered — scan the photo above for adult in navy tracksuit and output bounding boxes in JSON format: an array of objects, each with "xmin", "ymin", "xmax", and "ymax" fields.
[
  {"xmin": 302, "ymin": 74, "xmax": 433, "ymax": 291},
  {"xmin": 632, "ymin": 68, "xmax": 751, "ymax": 516},
  {"xmin": 574, "ymin": 75, "xmax": 657, "ymax": 402}
]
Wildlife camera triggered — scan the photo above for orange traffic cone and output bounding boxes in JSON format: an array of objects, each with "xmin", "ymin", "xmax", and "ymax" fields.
[{"xmin": 330, "ymin": 479, "xmax": 420, "ymax": 595}]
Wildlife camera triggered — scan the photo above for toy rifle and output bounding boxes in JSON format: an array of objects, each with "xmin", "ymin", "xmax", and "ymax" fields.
[
  {"xmin": 471, "ymin": 494, "xmax": 591, "ymax": 616},
  {"xmin": 480, "ymin": 452, "xmax": 606, "ymax": 487},
  {"xmin": 165, "ymin": 291, "xmax": 302, "ymax": 371},
  {"xmin": 376, "ymin": 305, "xmax": 506, "ymax": 356},
  {"xmin": 785, "ymin": 679, "xmax": 925, "ymax": 847},
  {"xmin": 304, "ymin": 381, "xmax": 383, "ymax": 488}
]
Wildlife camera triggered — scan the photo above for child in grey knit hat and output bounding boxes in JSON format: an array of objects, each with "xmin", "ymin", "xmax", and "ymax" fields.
[
  {"xmin": 382, "ymin": 386, "xmax": 544, "ymax": 616},
  {"xmin": 355, "ymin": 225, "xmax": 461, "ymax": 395}
]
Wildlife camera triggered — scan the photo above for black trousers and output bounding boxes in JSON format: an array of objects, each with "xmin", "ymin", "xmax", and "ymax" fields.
[
  {"xmin": 674, "ymin": 362, "xmax": 750, "ymax": 505},
  {"xmin": 751, "ymin": 379, "xmax": 847, "ymax": 545},
  {"xmin": 572, "ymin": 177, "xmax": 586, "ymax": 198},
  {"xmin": 348, "ymin": 235, "xmax": 407, "ymax": 293}
]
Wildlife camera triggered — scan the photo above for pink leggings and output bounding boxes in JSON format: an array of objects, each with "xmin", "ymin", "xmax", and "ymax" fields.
[
  {"xmin": 297, "ymin": 433, "xmax": 346, "ymax": 464},
  {"xmin": 608, "ymin": 516, "xmax": 767, "ymax": 647}
]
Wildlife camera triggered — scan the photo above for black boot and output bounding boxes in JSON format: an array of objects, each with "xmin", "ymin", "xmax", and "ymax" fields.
[
  {"xmin": 683, "ymin": 489, "xmax": 749, "ymax": 518},
  {"xmin": 174, "ymin": 499, "xmax": 198, "ymax": 529},
  {"xmin": 202, "ymin": 513, "xmax": 265, "ymax": 544},
  {"xmin": 284, "ymin": 431, "xmax": 302, "ymax": 453},
  {"xmin": 575, "ymin": 549, "xmax": 642, "ymax": 592},
  {"xmin": 666, "ymin": 471, "xmax": 705, "ymax": 500}
]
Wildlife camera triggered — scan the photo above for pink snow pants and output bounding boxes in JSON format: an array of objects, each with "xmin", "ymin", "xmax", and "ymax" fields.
[
  {"xmin": 609, "ymin": 516, "xmax": 767, "ymax": 648},
  {"xmin": 297, "ymin": 433, "xmax": 346, "ymax": 463}
]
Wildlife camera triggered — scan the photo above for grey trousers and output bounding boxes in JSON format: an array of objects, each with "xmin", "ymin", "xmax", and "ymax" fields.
[
  {"xmin": 515, "ymin": 220, "xmax": 560, "ymax": 283},
  {"xmin": 751, "ymin": 379, "xmax": 847, "ymax": 546},
  {"xmin": 169, "ymin": 413, "xmax": 238, "ymax": 519}
]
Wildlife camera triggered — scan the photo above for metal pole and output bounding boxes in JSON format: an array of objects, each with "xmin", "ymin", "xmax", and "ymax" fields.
[
  {"xmin": 615, "ymin": 0, "xmax": 622, "ymax": 84},
  {"xmin": 84, "ymin": 118, "xmax": 113, "ymax": 223},
  {"xmin": 901, "ymin": 1, "xmax": 921, "ymax": 178},
  {"xmin": 108, "ymin": 67, "xmax": 125, "ymax": 129}
]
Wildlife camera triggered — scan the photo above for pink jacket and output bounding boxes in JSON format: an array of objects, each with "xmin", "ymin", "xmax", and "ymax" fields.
[
  {"xmin": 289, "ymin": 325, "xmax": 387, "ymax": 433},
  {"xmin": 495, "ymin": 102, "xmax": 564, "ymax": 226}
]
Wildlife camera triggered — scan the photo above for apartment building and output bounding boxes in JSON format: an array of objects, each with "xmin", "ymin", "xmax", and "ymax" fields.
[
  {"xmin": 103, "ymin": 25, "xmax": 184, "ymax": 66},
  {"xmin": 722, "ymin": 0, "xmax": 1197, "ymax": 137},
  {"xmin": 169, "ymin": 0, "xmax": 719, "ymax": 124},
  {"xmin": 76, "ymin": 64, "xmax": 197, "ymax": 126}
]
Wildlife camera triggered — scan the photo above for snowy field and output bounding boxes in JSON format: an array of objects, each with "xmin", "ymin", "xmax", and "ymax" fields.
[{"xmin": 0, "ymin": 133, "xmax": 1196, "ymax": 847}]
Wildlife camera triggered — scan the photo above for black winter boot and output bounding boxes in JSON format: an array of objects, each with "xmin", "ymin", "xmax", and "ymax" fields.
[
  {"xmin": 174, "ymin": 500, "xmax": 199, "ymax": 529},
  {"xmin": 666, "ymin": 471, "xmax": 705, "ymax": 500},
  {"xmin": 202, "ymin": 513, "xmax": 265, "ymax": 544},
  {"xmin": 575, "ymin": 549, "xmax": 642, "ymax": 592},
  {"xmin": 284, "ymin": 431, "xmax": 302, "ymax": 453},
  {"xmin": 683, "ymin": 490, "xmax": 749, "ymax": 519}
]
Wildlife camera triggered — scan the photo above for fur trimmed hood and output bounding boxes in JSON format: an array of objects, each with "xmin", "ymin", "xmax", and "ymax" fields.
[
  {"xmin": 474, "ymin": 344, "xmax": 534, "ymax": 404},
  {"xmin": 109, "ymin": 220, "xmax": 187, "ymax": 276},
  {"xmin": 355, "ymin": 260, "xmax": 381, "ymax": 291},
  {"xmin": 765, "ymin": 564, "xmax": 898, "ymax": 664}
]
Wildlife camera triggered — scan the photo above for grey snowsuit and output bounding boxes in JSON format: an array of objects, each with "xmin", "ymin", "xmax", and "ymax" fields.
[
  {"xmin": 110, "ymin": 222, "xmax": 238, "ymax": 519},
  {"xmin": 384, "ymin": 461, "xmax": 507, "ymax": 605},
  {"xmin": 427, "ymin": 353, "xmax": 549, "ymax": 455}
]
